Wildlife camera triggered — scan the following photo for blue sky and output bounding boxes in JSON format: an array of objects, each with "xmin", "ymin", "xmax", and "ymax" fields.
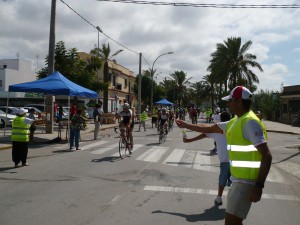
[{"xmin": 0, "ymin": 0, "xmax": 299, "ymax": 92}]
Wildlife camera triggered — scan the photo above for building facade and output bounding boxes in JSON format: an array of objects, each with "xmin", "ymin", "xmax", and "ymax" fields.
[
  {"xmin": 0, "ymin": 59, "xmax": 36, "ymax": 98},
  {"xmin": 280, "ymin": 85, "xmax": 300, "ymax": 124},
  {"xmin": 78, "ymin": 52, "xmax": 135, "ymax": 113}
]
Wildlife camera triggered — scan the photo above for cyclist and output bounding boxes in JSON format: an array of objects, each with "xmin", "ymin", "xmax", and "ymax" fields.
[
  {"xmin": 169, "ymin": 108, "xmax": 175, "ymax": 127},
  {"xmin": 191, "ymin": 107, "xmax": 198, "ymax": 124},
  {"xmin": 158, "ymin": 107, "xmax": 169, "ymax": 134},
  {"xmin": 118, "ymin": 103, "xmax": 134, "ymax": 153}
]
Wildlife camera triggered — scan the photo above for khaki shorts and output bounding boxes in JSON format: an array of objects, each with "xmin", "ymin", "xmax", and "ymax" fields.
[{"xmin": 226, "ymin": 182, "xmax": 253, "ymax": 219}]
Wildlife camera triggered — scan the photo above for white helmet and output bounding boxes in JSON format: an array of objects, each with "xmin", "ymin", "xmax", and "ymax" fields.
[{"xmin": 123, "ymin": 103, "xmax": 130, "ymax": 109}]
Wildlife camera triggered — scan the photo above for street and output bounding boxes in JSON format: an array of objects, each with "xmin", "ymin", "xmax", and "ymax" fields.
[{"xmin": 0, "ymin": 119, "xmax": 300, "ymax": 225}]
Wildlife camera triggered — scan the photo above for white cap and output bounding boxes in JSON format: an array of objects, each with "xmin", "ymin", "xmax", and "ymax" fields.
[
  {"xmin": 221, "ymin": 86, "xmax": 252, "ymax": 101},
  {"xmin": 17, "ymin": 108, "xmax": 27, "ymax": 115}
]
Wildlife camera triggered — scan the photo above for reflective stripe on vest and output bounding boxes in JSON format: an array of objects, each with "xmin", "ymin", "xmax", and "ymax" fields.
[
  {"xmin": 226, "ymin": 110, "xmax": 266, "ymax": 180},
  {"xmin": 12, "ymin": 116, "xmax": 30, "ymax": 142}
]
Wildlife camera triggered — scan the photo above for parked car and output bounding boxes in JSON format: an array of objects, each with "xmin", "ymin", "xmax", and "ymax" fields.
[
  {"xmin": 24, "ymin": 104, "xmax": 45, "ymax": 112},
  {"xmin": 0, "ymin": 109, "xmax": 16, "ymax": 127},
  {"xmin": 0, "ymin": 106, "xmax": 20, "ymax": 115}
]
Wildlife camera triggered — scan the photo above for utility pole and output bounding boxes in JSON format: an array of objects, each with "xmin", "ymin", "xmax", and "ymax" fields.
[
  {"xmin": 138, "ymin": 53, "xmax": 142, "ymax": 115},
  {"xmin": 46, "ymin": 0, "xmax": 56, "ymax": 133}
]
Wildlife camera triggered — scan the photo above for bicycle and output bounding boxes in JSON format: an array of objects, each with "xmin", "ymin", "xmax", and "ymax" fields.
[
  {"xmin": 291, "ymin": 117, "xmax": 300, "ymax": 127},
  {"xmin": 192, "ymin": 116, "xmax": 197, "ymax": 124},
  {"xmin": 119, "ymin": 127, "xmax": 132, "ymax": 159},
  {"xmin": 168, "ymin": 118, "xmax": 174, "ymax": 131},
  {"xmin": 159, "ymin": 124, "xmax": 167, "ymax": 143}
]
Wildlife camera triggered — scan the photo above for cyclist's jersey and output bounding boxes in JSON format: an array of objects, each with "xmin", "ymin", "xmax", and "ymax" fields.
[{"xmin": 119, "ymin": 109, "xmax": 132, "ymax": 125}]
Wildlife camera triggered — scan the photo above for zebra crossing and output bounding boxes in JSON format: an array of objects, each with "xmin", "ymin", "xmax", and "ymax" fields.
[{"xmin": 52, "ymin": 140, "xmax": 297, "ymax": 184}]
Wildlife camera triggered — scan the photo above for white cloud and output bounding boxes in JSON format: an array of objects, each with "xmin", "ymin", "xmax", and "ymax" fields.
[{"xmin": 0, "ymin": 0, "xmax": 299, "ymax": 92}]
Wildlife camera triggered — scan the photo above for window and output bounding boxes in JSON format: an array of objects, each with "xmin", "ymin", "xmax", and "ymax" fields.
[
  {"xmin": 116, "ymin": 84, "xmax": 122, "ymax": 90},
  {"xmin": 0, "ymin": 80, "xmax": 2, "ymax": 88},
  {"xmin": 124, "ymin": 79, "xmax": 127, "ymax": 87},
  {"xmin": 128, "ymin": 81, "xmax": 131, "ymax": 92},
  {"xmin": 113, "ymin": 76, "xmax": 116, "ymax": 86}
]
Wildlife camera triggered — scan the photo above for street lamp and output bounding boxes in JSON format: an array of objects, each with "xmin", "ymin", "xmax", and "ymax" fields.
[{"xmin": 150, "ymin": 51, "xmax": 174, "ymax": 111}]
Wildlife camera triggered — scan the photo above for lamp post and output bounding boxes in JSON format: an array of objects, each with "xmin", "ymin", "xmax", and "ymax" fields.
[{"xmin": 150, "ymin": 51, "xmax": 173, "ymax": 112}]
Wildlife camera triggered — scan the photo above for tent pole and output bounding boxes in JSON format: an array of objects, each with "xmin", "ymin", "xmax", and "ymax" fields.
[
  {"xmin": 4, "ymin": 92, "xmax": 10, "ymax": 137},
  {"xmin": 68, "ymin": 96, "xmax": 70, "ymax": 148}
]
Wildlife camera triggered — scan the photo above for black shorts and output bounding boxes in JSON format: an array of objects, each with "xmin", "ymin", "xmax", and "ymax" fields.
[{"xmin": 152, "ymin": 117, "xmax": 158, "ymax": 123}]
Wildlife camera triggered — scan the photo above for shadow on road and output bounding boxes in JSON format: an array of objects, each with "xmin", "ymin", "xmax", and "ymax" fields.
[
  {"xmin": 152, "ymin": 204, "xmax": 225, "ymax": 222},
  {"xmin": 91, "ymin": 156, "xmax": 121, "ymax": 163}
]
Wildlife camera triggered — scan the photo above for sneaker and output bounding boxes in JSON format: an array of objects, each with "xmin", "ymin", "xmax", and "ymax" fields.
[
  {"xmin": 210, "ymin": 148, "xmax": 217, "ymax": 155},
  {"xmin": 22, "ymin": 163, "xmax": 30, "ymax": 167},
  {"xmin": 214, "ymin": 196, "xmax": 222, "ymax": 205},
  {"xmin": 76, "ymin": 148, "xmax": 81, "ymax": 150},
  {"xmin": 14, "ymin": 164, "xmax": 19, "ymax": 168}
]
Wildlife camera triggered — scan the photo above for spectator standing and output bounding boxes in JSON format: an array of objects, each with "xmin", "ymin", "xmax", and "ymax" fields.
[
  {"xmin": 69, "ymin": 109, "xmax": 85, "ymax": 150},
  {"xmin": 151, "ymin": 106, "xmax": 158, "ymax": 128},
  {"xmin": 93, "ymin": 103, "xmax": 104, "ymax": 140},
  {"xmin": 11, "ymin": 108, "xmax": 33, "ymax": 167},
  {"xmin": 54, "ymin": 102, "xmax": 58, "ymax": 118},
  {"xmin": 176, "ymin": 86, "xmax": 272, "ymax": 225},
  {"xmin": 58, "ymin": 105, "xmax": 63, "ymax": 122},
  {"xmin": 138, "ymin": 110, "xmax": 148, "ymax": 131},
  {"xmin": 28, "ymin": 108, "xmax": 36, "ymax": 142},
  {"xmin": 70, "ymin": 103, "xmax": 77, "ymax": 119}
]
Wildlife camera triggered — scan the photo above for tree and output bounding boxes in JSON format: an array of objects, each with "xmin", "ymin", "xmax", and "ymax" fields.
[
  {"xmin": 190, "ymin": 81, "xmax": 209, "ymax": 107},
  {"xmin": 37, "ymin": 41, "xmax": 100, "ymax": 92},
  {"xmin": 97, "ymin": 43, "xmax": 123, "ymax": 113},
  {"xmin": 169, "ymin": 70, "xmax": 192, "ymax": 107},
  {"xmin": 208, "ymin": 37, "xmax": 263, "ymax": 93}
]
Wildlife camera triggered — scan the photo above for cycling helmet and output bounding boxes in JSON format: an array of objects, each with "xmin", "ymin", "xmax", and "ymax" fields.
[
  {"xmin": 123, "ymin": 103, "xmax": 130, "ymax": 109},
  {"xmin": 162, "ymin": 107, "xmax": 166, "ymax": 111}
]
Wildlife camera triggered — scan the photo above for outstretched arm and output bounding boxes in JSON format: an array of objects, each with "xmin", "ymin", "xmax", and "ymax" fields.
[
  {"xmin": 175, "ymin": 119, "xmax": 222, "ymax": 134},
  {"xmin": 183, "ymin": 133, "xmax": 207, "ymax": 143}
]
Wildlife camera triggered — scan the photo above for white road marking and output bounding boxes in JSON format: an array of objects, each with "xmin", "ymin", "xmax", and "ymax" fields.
[
  {"xmin": 144, "ymin": 185, "xmax": 300, "ymax": 201},
  {"xmin": 81, "ymin": 141, "xmax": 109, "ymax": 150},
  {"xmin": 136, "ymin": 146, "xmax": 168, "ymax": 162},
  {"xmin": 110, "ymin": 144, "xmax": 145, "ymax": 157},
  {"xmin": 266, "ymin": 165, "xmax": 289, "ymax": 183},
  {"xmin": 110, "ymin": 195, "xmax": 122, "ymax": 204},
  {"xmin": 193, "ymin": 151, "xmax": 213, "ymax": 172},
  {"xmin": 163, "ymin": 149, "xmax": 185, "ymax": 166}
]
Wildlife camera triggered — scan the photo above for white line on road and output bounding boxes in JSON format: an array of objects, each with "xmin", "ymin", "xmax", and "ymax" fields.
[
  {"xmin": 81, "ymin": 140, "xmax": 109, "ymax": 150},
  {"xmin": 136, "ymin": 146, "xmax": 168, "ymax": 162},
  {"xmin": 144, "ymin": 185, "xmax": 300, "ymax": 201},
  {"xmin": 163, "ymin": 149, "xmax": 185, "ymax": 166}
]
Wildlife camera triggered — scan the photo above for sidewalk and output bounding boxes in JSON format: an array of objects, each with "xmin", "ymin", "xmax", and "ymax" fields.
[
  {"xmin": 0, "ymin": 120, "xmax": 119, "ymax": 151},
  {"xmin": 1, "ymin": 119, "xmax": 299, "ymax": 151}
]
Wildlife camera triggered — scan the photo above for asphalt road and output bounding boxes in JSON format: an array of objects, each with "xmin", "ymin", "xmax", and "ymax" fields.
[{"xmin": 0, "ymin": 120, "xmax": 299, "ymax": 225}]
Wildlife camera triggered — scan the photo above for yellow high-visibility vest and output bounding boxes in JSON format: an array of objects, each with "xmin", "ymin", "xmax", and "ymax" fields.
[
  {"xmin": 152, "ymin": 109, "xmax": 158, "ymax": 118},
  {"xmin": 226, "ymin": 110, "xmax": 267, "ymax": 180},
  {"xmin": 11, "ymin": 116, "xmax": 30, "ymax": 142}
]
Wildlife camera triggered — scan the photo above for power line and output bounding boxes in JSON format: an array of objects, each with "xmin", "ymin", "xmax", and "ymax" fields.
[
  {"xmin": 60, "ymin": 0, "xmax": 140, "ymax": 55},
  {"xmin": 97, "ymin": 0, "xmax": 300, "ymax": 8}
]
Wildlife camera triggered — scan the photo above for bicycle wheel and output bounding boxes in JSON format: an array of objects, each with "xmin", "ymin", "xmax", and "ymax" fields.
[
  {"xmin": 119, "ymin": 137, "xmax": 127, "ymax": 159},
  {"xmin": 159, "ymin": 130, "xmax": 164, "ymax": 143}
]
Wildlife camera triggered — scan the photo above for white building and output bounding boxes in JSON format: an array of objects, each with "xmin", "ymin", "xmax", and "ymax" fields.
[{"xmin": 0, "ymin": 59, "xmax": 36, "ymax": 98}]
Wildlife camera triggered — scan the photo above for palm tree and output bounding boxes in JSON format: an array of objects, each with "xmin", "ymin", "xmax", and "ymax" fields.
[
  {"xmin": 98, "ymin": 43, "xmax": 123, "ymax": 112},
  {"xmin": 208, "ymin": 37, "xmax": 263, "ymax": 92},
  {"xmin": 169, "ymin": 70, "xmax": 192, "ymax": 107},
  {"xmin": 190, "ymin": 81, "xmax": 209, "ymax": 107}
]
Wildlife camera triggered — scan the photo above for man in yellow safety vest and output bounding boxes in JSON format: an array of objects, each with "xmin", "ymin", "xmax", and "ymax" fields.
[
  {"xmin": 175, "ymin": 86, "xmax": 272, "ymax": 225},
  {"xmin": 11, "ymin": 108, "xmax": 34, "ymax": 168}
]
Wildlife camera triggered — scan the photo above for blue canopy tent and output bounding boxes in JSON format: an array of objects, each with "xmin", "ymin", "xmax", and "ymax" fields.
[
  {"xmin": 9, "ymin": 71, "xmax": 98, "ymax": 98},
  {"xmin": 6, "ymin": 71, "xmax": 98, "ymax": 140},
  {"xmin": 154, "ymin": 98, "xmax": 173, "ymax": 106}
]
